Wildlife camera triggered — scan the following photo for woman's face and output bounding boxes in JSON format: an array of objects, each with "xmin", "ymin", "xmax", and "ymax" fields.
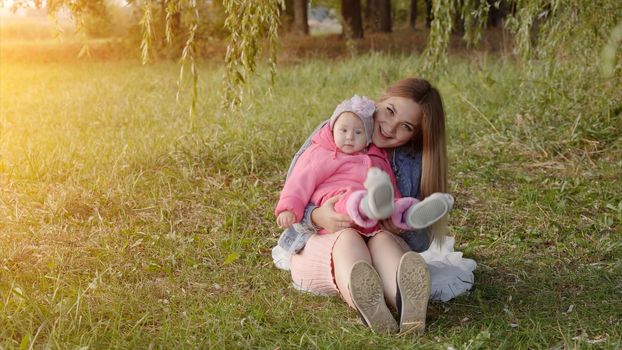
[{"xmin": 372, "ymin": 96, "xmax": 422, "ymax": 149}]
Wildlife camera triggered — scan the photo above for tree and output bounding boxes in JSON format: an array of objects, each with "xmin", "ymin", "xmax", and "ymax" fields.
[
  {"xmin": 409, "ymin": 0, "xmax": 418, "ymax": 29},
  {"xmin": 377, "ymin": 0, "xmax": 392, "ymax": 32},
  {"xmin": 487, "ymin": 0, "xmax": 514, "ymax": 27},
  {"xmin": 366, "ymin": 0, "xmax": 391, "ymax": 33},
  {"xmin": 281, "ymin": 0, "xmax": 295, "ymax": 29},
  {"xmin": 409, "ymin": 0, "xmax": 432, "ymax": 29},
  {"xmin": 342, "ymin": 0, "xmax": 364, "ymax": 39},
  {"xmin": 293, "ymin": 0, "xmax": 309, "ymax": 35}
]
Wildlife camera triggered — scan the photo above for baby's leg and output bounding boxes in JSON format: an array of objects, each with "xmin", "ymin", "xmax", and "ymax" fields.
[
  {"xmin": 361, "ymin": 168, "xmax": 394, "ymax": 219},
  {"xmin": 334, "ymin": 191, "xmax": 378, "ymax": 228},
  {"xmin": 391, "ymin": 197, "xmax": 419, "ymax": 230},
  {"xmin": 394, "ymin": 193, "xmax": 454, "ymax": 230}
]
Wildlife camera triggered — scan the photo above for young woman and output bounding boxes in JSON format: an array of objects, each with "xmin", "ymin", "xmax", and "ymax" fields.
[{"xmin": 279, "ymin": 78, "xmax": 450, "ymax": 334}]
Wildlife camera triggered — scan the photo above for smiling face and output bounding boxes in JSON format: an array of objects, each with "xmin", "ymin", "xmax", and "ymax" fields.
[
  {"xmin": 332, "ymin": 112, "xmax": 368, "ymax": 154},
  {"xmin": 372, "ymin": 96, "xmax": 422, "ymax": 149}
]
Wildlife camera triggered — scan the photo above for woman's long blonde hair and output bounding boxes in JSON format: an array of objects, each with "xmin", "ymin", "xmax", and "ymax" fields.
[{"xmin": 379, "ymin": 78, "xmax": 449, "ymax": 244}]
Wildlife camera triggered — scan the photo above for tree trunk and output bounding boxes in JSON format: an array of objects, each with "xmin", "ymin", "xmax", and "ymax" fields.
[
  {"xmin": 342, "ymin": 0, "xmax": 364, "ymax": 39},
  {"xmin": 409, "ymin": 0, "xmax": 418, "ymax": 29},
  {"xmin": 425, "ymin": 0, "xmax": 432, "ymax": 28},
  {"xmin": 365, "ymin": 0, "xmax": 372, "ymax": 22},
  {"xmin": 454, "ymin": 0, "xmax": 464, "ymax": 34},
  {"xmin": 282, "ymin": 0, "xmax": 295, "ymax": 30},
  {"xmin": 488, "ymin": 0, "xmax": 514, "ymax": 27},
  {"xmin": 293, "ymin": 0, "xmax": 309, "ymax": 35},
  {"xmin": 377, "ymin": 0, "xmax": 391, "ymax": 32},
  {"xmin": 365, "ymin": 0, "xmax": 379, "ymax": 31}
]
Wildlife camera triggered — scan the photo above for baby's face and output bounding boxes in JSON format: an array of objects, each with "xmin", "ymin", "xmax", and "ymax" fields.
[{"xmin": 332, "ymin": 112, "xmax": 367, "ymax": 154}]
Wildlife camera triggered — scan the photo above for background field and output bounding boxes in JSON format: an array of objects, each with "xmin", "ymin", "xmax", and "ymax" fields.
[{"xmin": 1, "ymin": 52, "xmax": 621, "ymax": 348}]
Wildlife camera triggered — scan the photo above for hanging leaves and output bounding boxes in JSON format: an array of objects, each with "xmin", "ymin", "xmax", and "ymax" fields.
[
  {"xmin": 139, "ymin": 0, "xmax": 154, "ymax": 64},
  {"xmin": 173, "ymin": 0, "xmax": 200, "ymax": 119},
  {"xmin": 421, "ymin": 0, "xmax": 622, "ymax": 75},
  {"xmin": 422, "ymin": 0, "xmax": 455, "ymax": 73},
  {"xmin": 221, "ymin": 0, "xmax": 283, "ymax": 111},
  {"xmin": 461, "ymin": 0, "xmax": 490, "ymax": 47},
  {"xmin": 422, "ymin": 0, "xmax": 492, "ymax": 73},
  {"xmin": 164, "ymin": 0, "xmax": 179, "ymax": 45},
  {"xmin": 504, "ymin": 0, "xmax": 541, "ymax": 62}
]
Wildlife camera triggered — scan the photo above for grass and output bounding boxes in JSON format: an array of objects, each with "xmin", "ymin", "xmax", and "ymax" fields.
[{"xmin": 1, "ymin": 53, "xmax": 621, "ymax": 349}]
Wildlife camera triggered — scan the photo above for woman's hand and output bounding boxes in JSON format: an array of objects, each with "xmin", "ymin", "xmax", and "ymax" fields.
[
  {"xmin": 378, "ymin": 218, "xmax": 404, "ymax": 235},
  {"xmin": 310, "ymin": 194, "xmax": 353, "ymax": 233}
]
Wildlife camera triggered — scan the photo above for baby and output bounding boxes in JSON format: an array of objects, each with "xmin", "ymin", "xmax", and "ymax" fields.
[{"xmin": 275, "ymin": 95, "xmax": 452, "ymax": 236}]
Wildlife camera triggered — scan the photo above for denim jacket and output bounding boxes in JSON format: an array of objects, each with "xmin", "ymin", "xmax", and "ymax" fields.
[{"xmin": 277, "ymin": 121, "xmax": 431, "ymax": 253}]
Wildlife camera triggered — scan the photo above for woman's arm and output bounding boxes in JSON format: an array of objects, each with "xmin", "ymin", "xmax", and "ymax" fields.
[{"xmin": 310, "ymin": 195, "xmax": 353, "ymax": 233}]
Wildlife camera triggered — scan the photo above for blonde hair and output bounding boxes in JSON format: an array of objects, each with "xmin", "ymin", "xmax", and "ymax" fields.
[{"xmin": 379, "ymin": 78, "xmax": 449, "ymax": 245}]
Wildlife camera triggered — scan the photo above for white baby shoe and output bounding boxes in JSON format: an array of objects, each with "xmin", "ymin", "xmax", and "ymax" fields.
[{"xmin": 405, "ymin": 193, "xmax": 454, "ymax": 229}]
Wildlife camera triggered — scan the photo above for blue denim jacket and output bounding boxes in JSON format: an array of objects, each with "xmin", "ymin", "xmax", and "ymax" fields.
[{"xmin": 277, "ymin": 121, "xmax": 431, "ymax": 253}]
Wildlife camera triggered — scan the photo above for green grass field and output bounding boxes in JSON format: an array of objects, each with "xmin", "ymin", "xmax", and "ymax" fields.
[{"xmin": 1, "ymin": 54, "xmax": 621, "ymax": 348}]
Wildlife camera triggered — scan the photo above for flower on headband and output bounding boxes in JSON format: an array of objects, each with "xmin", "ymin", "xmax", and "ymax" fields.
[{"xmin": 350, "ymin": 95, "xmax": 376, "ymax": 119}]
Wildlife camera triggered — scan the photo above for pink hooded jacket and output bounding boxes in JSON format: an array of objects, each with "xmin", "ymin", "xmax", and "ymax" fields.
[{"xmin": 275, "ymin": 124, "xmax": 400, "ymax": 222}]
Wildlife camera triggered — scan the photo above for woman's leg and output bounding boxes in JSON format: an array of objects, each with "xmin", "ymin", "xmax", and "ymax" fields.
[
  {"xmin": 368, "ymin": 231, "xmax": 409, "ymax": 310},
  {"xmin": 332, "ymin": 229, "xmax": 372, "ymax": 308},
  {"xmin": 334, "ymin": 229, "xmax": 399, "ymax": 333}
]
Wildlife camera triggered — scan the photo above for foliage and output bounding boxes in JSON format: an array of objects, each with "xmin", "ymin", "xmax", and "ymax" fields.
[
  {"xmin": 421, "ymin": 0, "xmax": 622, "ymax": 75},
  {"xmin": 421, "ymin": 0, "xmax": 455, "ymax": 72},
  {"xmin": 7, "ymin": 0, "xmax": 621, "ymax": 111},
  {"xmin": 506, "ymin": 0, "xmax": 619, "ymax": 64},
  {"xmin": 128, "ymin": 0, "xmax": 228, "ymax": 54},
  {"xmin": 221, "ymin": 0, "xmax": 282, "ymax": 111},
  {"xmin": 133, "ymin": 0, "xmax": 282, "ymax": 113},
  {"xmin": 135, "ymin": 0, "xmax": 202, "ymax": 116},
  {"xmin": 176, "ymin": 1, "xmax": 200, "ymax": 119},
  {"xmin": 460, "ymin": 0, "xmax": 490, "ymax": 47},
  {"xmin": 391, "ymin": 0, "xmax": 412, "ymax": 25},
  {"xmin": 602, "ymin": 21, "xmax": 622, "ymax": 77},
  {"xmin": 139, "ymin": 0, "xmax": 154, "ymax": 63}
]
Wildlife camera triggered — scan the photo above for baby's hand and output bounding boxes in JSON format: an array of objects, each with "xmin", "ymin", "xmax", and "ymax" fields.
[{"xmin": 277, "ymin": 211, "xmax": 296, "ymax": 228}]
